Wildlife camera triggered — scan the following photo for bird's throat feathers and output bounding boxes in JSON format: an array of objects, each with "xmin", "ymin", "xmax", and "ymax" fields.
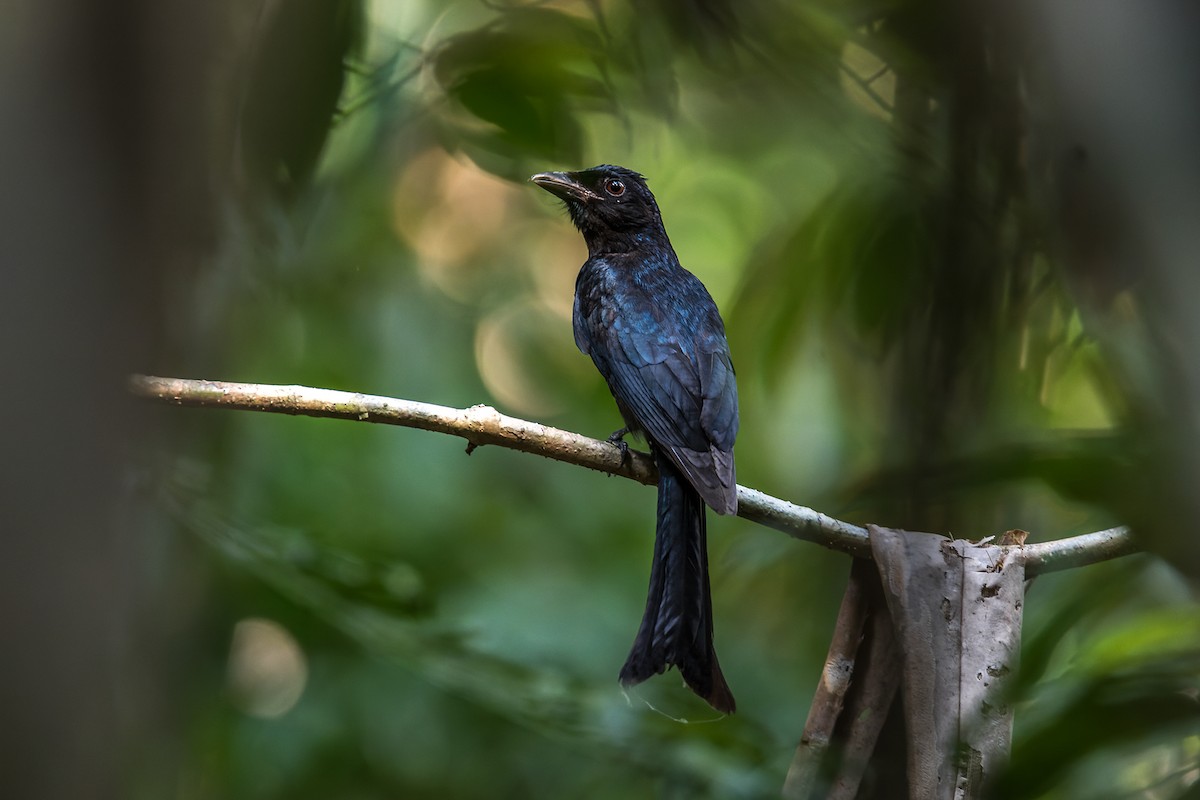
[{"xmin": 572, "ymin": 214, "xmax": 674, "ymax": 259}]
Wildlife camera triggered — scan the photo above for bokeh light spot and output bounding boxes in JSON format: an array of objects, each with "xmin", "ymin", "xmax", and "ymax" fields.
[{"xmin": 226, "ymin": 617, "xmax": 308, "ymax": 719}]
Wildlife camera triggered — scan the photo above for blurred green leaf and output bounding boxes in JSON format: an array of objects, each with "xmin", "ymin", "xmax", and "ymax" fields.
[
  {"xmin": 432, "ymin": 8, "xmax": 613, "ymax": 169},
  {"xmin": 239, "ymin": 0, "xmax": 365, "ymax": 198}
]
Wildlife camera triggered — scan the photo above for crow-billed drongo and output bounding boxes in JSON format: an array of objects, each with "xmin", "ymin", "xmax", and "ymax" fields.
[{"xmin": 531, "ymin": 165, "xmax": 739, "ymax": 713}]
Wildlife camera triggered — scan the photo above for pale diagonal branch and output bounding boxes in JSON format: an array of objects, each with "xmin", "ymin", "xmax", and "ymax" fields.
[{"xmin": 128, "ymin": 375, "xmax": 1138, "ymax": 576}]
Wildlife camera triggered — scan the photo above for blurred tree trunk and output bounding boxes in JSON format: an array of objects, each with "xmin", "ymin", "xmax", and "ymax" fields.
[{"xmin": 0, "ymin": 2, "xmax": 223, "ymax": 798}]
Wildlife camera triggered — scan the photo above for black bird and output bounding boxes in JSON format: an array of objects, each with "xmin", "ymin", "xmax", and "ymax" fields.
[{"xmin": 531, "ymin": 165, "xmax": 739, "ymax": 713}]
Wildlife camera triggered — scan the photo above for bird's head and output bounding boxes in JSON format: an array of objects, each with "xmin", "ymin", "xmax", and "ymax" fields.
[{"xmin": 531, "ymin": 165, "xmax": 666, "ymax": 254}]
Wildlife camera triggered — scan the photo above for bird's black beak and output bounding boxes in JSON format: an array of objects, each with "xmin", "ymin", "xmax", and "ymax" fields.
[{"xmin": 530, "ymin": 171, "xmax": 598, "ymax": 202}]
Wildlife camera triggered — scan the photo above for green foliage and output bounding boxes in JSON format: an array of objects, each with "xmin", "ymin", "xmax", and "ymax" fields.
[
  {"xmin": 238, "ymin": 0, "xmax": 365, "ymax": 198},
  {"xmin": 433, "ymin": 8, "xmax": 607, "ymax": 168},
  {"xmin": 149, "ymin": 1, "xmax": 1200, "ymax": 797}
]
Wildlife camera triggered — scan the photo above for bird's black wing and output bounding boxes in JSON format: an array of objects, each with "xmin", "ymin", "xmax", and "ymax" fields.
[{"xmin": 584, "ymin": 304, "xmax": 739, "ymax": 515}]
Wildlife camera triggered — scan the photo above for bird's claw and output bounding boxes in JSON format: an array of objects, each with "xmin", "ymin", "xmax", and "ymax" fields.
[{"xmin": 607, "ymin": 427, "xmax": 631, "ymax": 466}]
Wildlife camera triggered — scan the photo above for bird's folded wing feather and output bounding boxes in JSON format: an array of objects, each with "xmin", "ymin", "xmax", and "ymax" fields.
[{"xmin": 598, "ymin": 323, "xmax": 739, "ymax": 514}]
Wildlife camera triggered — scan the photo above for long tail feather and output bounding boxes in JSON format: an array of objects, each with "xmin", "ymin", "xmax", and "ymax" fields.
[{"xmin": 618, "ymin": 453, "xmax": 735, "ymax": 713}]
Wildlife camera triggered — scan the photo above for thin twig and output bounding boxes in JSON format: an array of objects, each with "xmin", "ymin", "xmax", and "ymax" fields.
[
  {"xmin": 784, "ymin": 558, "xmax": 876, "ymax": 799},
  {"xmin": 1017, "ymin": 527, "xmax": 1136, "ymax": 574},
  {"xmin": 128, "ymin": 375, "xmax": 1138, "ymax": 575},
  {"xmin": 837, "ymin": 61, "xmax": 894, "ymax": 116}
]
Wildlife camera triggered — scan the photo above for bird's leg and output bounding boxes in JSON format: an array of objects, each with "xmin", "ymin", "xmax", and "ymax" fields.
[{"xmin": 607, "ymin": 426, "xmax": 631, "ymax": 465}]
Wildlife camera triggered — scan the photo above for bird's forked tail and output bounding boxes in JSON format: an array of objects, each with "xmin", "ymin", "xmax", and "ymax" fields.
[{"xmin": 618, "ymin": 454, "xmax": 735, "ymax": 713}]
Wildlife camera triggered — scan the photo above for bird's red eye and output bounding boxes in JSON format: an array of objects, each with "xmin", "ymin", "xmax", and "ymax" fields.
[{"xmin": 605, "ymin": 179, "xmax": 626, "ymax": 197}]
